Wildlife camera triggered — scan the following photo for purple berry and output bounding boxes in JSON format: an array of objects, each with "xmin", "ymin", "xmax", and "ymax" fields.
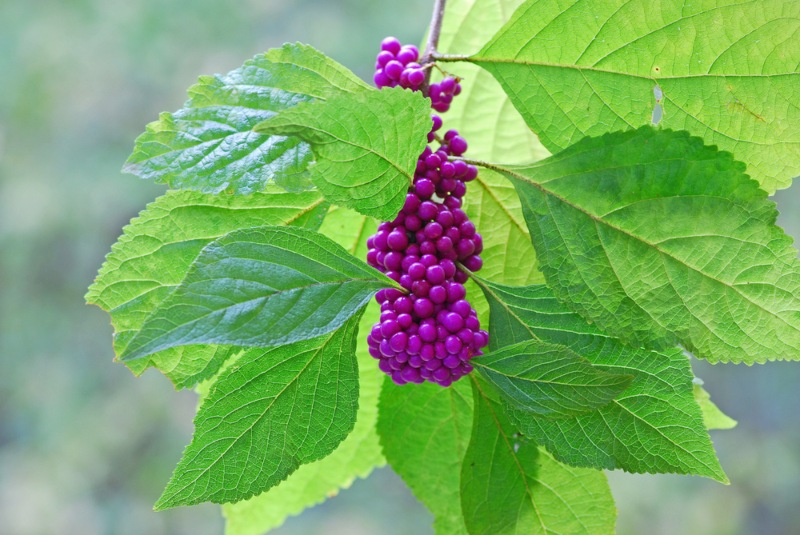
[
  {"xmin": 381, "ymin": 37, "xmax": 402, "ymax": 54},
  {"xmin": 407, "ymin": 69, "xmax": 425, "ymax": 87},
  {"xmin": 444, "ymin": 312, "xmax": 464, "ymax": 333},
  {"xmin": 426, "ymin": 265, "xmax": 446, "ymax": 285},
  {"xmin": 398, "ymin": 48, "xmax": 418, "ymax": 64},
  {"xmin": 377, "ymin": 50, "xmax": 395, "ymax": 66},
  {"xmin": 413, "ymin": 298, "xmax": 435, "ymax": 318},
  {"xmin": 385, "ymin": 60, "xmax": 404, "ymax": 80}
]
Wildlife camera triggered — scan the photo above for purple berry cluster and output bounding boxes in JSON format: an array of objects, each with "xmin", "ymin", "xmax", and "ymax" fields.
[
  {"xmin": 373, "ymin": 37, "xmax": 425, "ymax": 90},
  {"xmin": 366, "ymin": 37, "xmax": 488, "ymax": 387},
  {"xmin": 373, "ymin": 37, "xmax": 462, "ymax": 114}
]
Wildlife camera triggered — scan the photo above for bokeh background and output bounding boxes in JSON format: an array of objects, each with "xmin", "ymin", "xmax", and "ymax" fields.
[{"xmin": 1, "ymin": 1, "xmax": 798, "ymax": 534}]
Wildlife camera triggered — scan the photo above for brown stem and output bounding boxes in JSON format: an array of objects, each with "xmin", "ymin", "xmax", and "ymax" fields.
[{"xmin": 420, "ymin": 0, "xmax": 448, "ymax": 94}]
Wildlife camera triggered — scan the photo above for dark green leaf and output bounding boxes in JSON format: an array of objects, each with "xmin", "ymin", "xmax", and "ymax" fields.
[
  {"xmin": 120, "ymin": 225, "xmax": 397, "ymax": 361},
  {"xmin": 222, "ymin": 208, "xmax": 383, "ymax": 535},
  {"xmin": 378, "ymin": 379, "xmax": 472, "ymax": 535},
  {"xmin": 467, "ymin": 0, "xmax": 800, "ymax": 192},
  {"xmin": 155, "ymin": 312, "xmax": 363, "ymax": 509},
  {"xmin": 461, "ymin": 378, "xmax": 616, "ymax": 535},
  {"xmin": 493, "ymin": 127, "xmax": 800, "ymax": 365},
  {"xmin": 124, "ymin": 43, "xmax": 369, "ymax": 193},
  {"xmin": 474, "ymin": 339, "xmax": 632, "ymax": 418},
  {"xmin": 223, "ymin": 300, "xmax": 384, "ymax": 534},
  {"xmin": 256, "ymin": 87, "xmax": 431, "ymax": 220},
  {"xmin": 477, "ymin": 278, "xmax": 727, "ymax": 481},
  {"xmin": 85, "ymin": 188, "xmax": 327, "ymax": 386}
]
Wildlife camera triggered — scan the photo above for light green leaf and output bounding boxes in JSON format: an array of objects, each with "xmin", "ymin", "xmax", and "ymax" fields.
[
  {"xmin": 378, "ymin": 379, "xmax": 472, "ymax": 535},
  {"xmin": 694, "ymin": 382, "xmax": 737, "ymax": 431},
  {"xmin": 85, "ymin": 188, "xmax": 327, "ymax": 386},
  {"xmin": 155, "ymin": 312, "xmax": 363, "ymax": 509},
  {"xmin": 124, "ymin": 43, "xmax": 369, "ymax": 193},
  {"xmin": 222, "ymin": 301, "xmax": 384, "ymax": 535},
  {"xmin": 461, "ymin": 378, "xmax": 616, "ymax": 535},
  {"xmin": 220, "ymin": 206, "xmax": 382, "ymax": 535},
  {"xmin": 477, "ymin": 278, "xmax": 727, "ymax": 482},
  {"xmin": 461, "ymin": 0, "xmax": 800, "ymax": 192},
  {"xmin": 256, "ymin": 87, "xmax": 431, "ymax": 220},
  {"xmin": 435, "ymin": 0, "xmax": 549, "ymax": 165},
  {"xmin": 120, "ymin": 225, "xmax": 396, "ymax": 361},
  {"xmin": 474, "ymin": 339, "xmax": 632, "ymax": 418},
  {"xmin": 494, "ymin": 127, "xmax": 800, "ymax": 365}
]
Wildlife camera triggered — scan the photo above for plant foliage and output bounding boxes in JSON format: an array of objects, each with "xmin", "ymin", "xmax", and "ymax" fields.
[{"xmin": 88, "ymin": 0, "xmax": 799, "ymax": 533}]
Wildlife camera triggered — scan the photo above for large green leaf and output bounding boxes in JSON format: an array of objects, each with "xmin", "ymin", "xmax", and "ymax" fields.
[
  {"xmin": 155, "ymin": 312, "xmax": 363, "ymax": 509},
  {"xmin": 492, "ymin": 127, "xmax": 800, "ymax": 365},
  {"xmin": 474, "ymin": 339, "xmax": 632, "ymax": 418},
  {"xmin": 461, "ymin": 378, "xmax": 616, "ymax": 535},
  {"xmin": 124, "ymin": 43, "xmax": 369, "ymax": 193},
  {"xmin": 120, "ymin": 225, "xmax": 397, "ymax": 361},
  {"xmin": 222, "ymin": 302, "xmax": 384, "ymax": 534},
  {"xmin": 477, "ymin": 278, "xmax": 727, "ymax": 481},
  {"xmin": 459, "ymin": 0, "xmax": 800, "ymax": 192},
  {"xmin": 256, "ymin": 87, "xmax": 431, "ymax": 220},
  {"xmin": 222, "ymin": 208, "xmax": 383, "ymax": 535},
  {"xmin": 378, "ymin": 379, "xmax": 473, "ymax": 535},
  {"xmin": 85, "ymin": 188, "xmax": 327, "ymax": 386}
]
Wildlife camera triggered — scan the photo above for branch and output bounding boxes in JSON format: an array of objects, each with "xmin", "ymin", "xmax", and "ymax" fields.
[{"xmin": 420, "ymin": 0, "xmax": 448, "ymax": 92}]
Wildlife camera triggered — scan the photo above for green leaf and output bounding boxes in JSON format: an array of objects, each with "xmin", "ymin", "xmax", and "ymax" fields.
[
  {"xmin": 694, "ymin": 382, "xmax": 737, "ymax": 431},
  {"xmin": 378, "ymin": 379, "xmax": 472, "ymax": 535},
  {"xmin": 493, "ymin": 127, "xmax": 800, "ymax": 365},
  {"xmin": 461, "ymin": 378, "xmax": 616, "ymax": 535},
  {"xmin": 477, "ymin": 278, "xmax": 727, "ymax": 481},
  {"xmin": 222, "ymin": 301, "xmax": 385, "ymax": 535},
  {"xmin": 120, "ymin": 225, "xmax": 397, "ymax": 361},
  {"xmin": 464, "ymin": 0, "xmax": 800, "ymax": 192},
  {"xmin": 85, "ymin": 188, "xmax": 327, "ymax": 386},
  {"xmin": 474, "ymin": 339, "xmax": 632, "ymax": 418},
  {"xmin": 256, "ymin": 87, "xmax": 431, "ymax": 220},
  {"xmin": 124, "ymin": 43, "xmax": 369, "ymax": 193},
  {"xmin": 155, "ymin": 312, "xmax": 363, "ymax": 509},
  {"xmin": 220, "ymin": 206, "xmax": 381, "ymax": 534}
]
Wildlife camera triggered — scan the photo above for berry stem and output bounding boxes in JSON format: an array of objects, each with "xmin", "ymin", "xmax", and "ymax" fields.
[
  {"xmin": 420, "ymin": 0, "xmax": 448, "ymax": 92},
  {"xmin": 430, "ymin": 52, "xmax": 470, "ymax": 62},
  {"xmin": 450, "ymin": 157, "xmax": 499, "ymax": 171}
]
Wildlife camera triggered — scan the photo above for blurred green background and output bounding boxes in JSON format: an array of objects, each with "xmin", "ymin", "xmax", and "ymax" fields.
[{"xmin": 1, "ymin": 1, "xmax": 798, "ymax": 534}]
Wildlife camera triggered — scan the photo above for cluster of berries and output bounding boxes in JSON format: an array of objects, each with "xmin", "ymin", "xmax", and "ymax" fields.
[
  {"xmin": 366, "ymin": 37, "xmax": 488, "ymax": 387},
  {"xmin": 373, "ymin": 37, "xmax": 462, "ymax": 114}
]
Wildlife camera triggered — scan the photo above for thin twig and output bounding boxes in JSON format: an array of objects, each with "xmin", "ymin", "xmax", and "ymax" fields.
[
  {"xmin": 430, "ymin": 53, "xmax": 470, "ymax": 62},
  {"xmin": 420, "ymin": 0, "xmax": 448, "ymax": 94}
]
